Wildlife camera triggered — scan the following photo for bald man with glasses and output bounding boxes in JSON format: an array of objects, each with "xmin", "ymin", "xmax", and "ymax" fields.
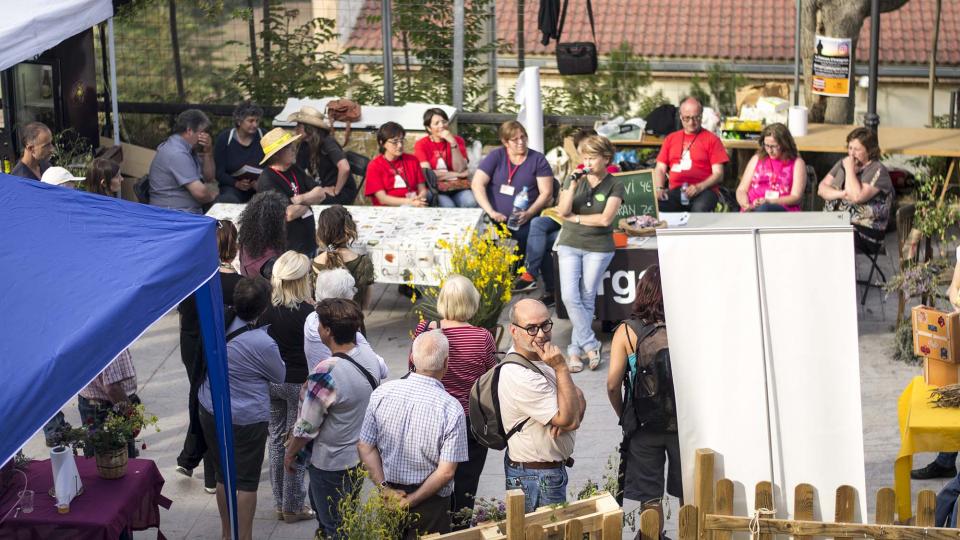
[{"xmin": 653, "ymin": 97, "xmax": 730, "ymax": 212}]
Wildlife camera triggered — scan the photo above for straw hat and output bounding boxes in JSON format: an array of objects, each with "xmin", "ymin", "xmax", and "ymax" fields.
[
  {"xmin": 259, "ymin": 128, "xmax": 303, "ymax": 165},
  {"xmin": 286, "ymin": 105, "xmax": 332, "ymax": 131}
]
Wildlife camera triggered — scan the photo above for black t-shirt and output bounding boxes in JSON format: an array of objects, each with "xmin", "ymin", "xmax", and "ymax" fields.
[
  {"xmin": 296, "ymin": 136, "xmax": 346, "ymax": 188},
  {"xmin": 259, "ymin": 302, "xmax": 314, "ymax": 384},
  {"xmin": 178, "ymin": 271, "xmax": 243, "ymax": 335},
  {"xmin": 10, "ymin": 159, "xmax": 50, "ymax": 181},
  {"xmin": 256, "ymin": 165, "xmax": 319, "ymax": 255}
]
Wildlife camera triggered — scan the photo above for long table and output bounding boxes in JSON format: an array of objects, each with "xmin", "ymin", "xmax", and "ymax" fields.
[{"xmin": 207, "ymin": 204, "xmax": 485, "ymax": 286}]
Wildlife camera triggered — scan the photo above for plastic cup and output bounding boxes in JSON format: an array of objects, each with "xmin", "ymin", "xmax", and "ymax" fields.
[{"xmin": 20, "ymin": 490, "xmax": 33, "ymax": 514}]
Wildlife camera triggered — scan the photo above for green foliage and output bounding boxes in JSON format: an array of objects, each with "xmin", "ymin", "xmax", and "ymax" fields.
[
  {"xmin": 914, "ymin": 174, "xmax": 959, "ymax": 248},
  {"xmin": 60, "ymin": 403, "xmax": 159, "ymax": 454},
  {"xmin": 51, "ymin": 128, "xmax": 93, "ymax": 179},
  {"xmin": 230, "ymin": 9, "xmax": 373, "ymax": 107},
  {"xmin": 893, "ymin": 319, "xmax": 924, "ymax": 366},
  {"xmin": 689, "ymin": 64, "xmax": 746, "ymax": 116},
  {"xmin": 546, "ymin": 43, "xmax": 652, "ymax": 117},
  {"xmin": 337, "ymin": 468, "xmax": 413, "ymax": 539}
]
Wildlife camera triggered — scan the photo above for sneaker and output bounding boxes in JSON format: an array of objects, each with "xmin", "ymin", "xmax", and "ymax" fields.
[
  {"xmin": 911, "ymin": 461, "xmax": 957, "ymax": 480},
  {"xmin": 175, "ymin": 465, "xmax": 193, "ymax": 478},
  {"xmin": 204, "ymin": 486, "xmax": 217, "ymax": 494},
  {"xmin": 541, "ymin": 293, "xmax": 556, "ymax": 308},
  {"xmin": 512, "ymin": 273, "xmax": 538, "ymax": 292}
]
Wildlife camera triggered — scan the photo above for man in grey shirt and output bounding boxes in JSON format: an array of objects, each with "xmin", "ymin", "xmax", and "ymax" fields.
[
  {"xmin": 285, "ymin": 298, "xmax": 384, "ymax": 539},
  {"xmin": 148, "ymin": 109, "xmax": 218, "ymax": 213}
]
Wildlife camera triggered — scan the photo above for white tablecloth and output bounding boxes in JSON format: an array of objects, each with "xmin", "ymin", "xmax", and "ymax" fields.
[{"xmin": 206, "ymin": 204, "xmax": 484, "ymax": 285}]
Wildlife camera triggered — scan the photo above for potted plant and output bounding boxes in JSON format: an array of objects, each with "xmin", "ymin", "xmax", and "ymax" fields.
[
  {"xmin": 412, "ymin": 224, "xmax": 522, "ymax": 346},
  {"xmin": 61, "ymin": 403, "xmax": 159, "ymax": 479}
]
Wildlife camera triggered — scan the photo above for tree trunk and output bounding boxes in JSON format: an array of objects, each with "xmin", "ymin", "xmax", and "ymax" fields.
[
  {"xmin": 800, "ymin": 0, "xmax": 912, "ymax": 124},
  {"xmin": 247, "ymin": 0, "xmax": 259, "ymax": 80},
  {"xmin": 168, "ymin": 0, "xmax": 185, "ymax": 102},
  {"xmin": 929, "ymin": 0, "xmax": 942, "ymax": 126},
  {"xmin": 262, "ymin": 0, "xmax": 271, "ymax": 63}
]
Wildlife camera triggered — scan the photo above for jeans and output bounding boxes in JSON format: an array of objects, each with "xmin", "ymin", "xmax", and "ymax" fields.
[
  {"xmin": 753, "ymin": 202, "xmax": 788, "ymax": 212},
  {"xmin": 217, "ymin": 185, "xmax": 255, "ymax": 203},
  {"xmin": 308, "ymin": 465, "xmax": 360, "ymax": 539},
  {"xmin": 77, "ymin": 395, "xmax": 138, "ymax": 458},
  {"xmin": 658, "ymin": 187, "xmax": 719, "ymax": 212},
  {"xmin": 504, "ymin": 455, "xmax": 568, "ymax": 513},
  {"xmin": 557, "ymin": 245, "xmax": 615, "ymax": 357},
  {"xmin": 936, "ymin": 452, "xmax": 958, "ymax": 468},
  {"xmin": 437, "ymin": 189, "xmax": 478, "ymax": 208},
  {"xmin": 525, "ymin": 217, "xmax": 560, "ymax": 293},
  {"xmin": 936, "ymin": 470, "xmax": 960, "ymax": 527}
]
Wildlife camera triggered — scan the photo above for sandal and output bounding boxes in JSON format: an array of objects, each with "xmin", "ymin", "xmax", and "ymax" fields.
[
  {"xmin": 282, "ymin": 507, "xmax": 316, "ymax": 524},
  {"xmin": 587, "ymin": 344, "xmax": 603, "ymax": 370},
  {"xmin": 568, "ymin": 354, "xmax": 584, "ymax": 373}
]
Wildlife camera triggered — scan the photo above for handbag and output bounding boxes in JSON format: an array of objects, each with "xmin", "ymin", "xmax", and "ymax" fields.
[
  {"xmin": 555, "ymin": 0, "xmax": 597, "ymax": 75},
  {"xmin": 326, "ymin": 99, "xmax": 362, "ymax": 146}
]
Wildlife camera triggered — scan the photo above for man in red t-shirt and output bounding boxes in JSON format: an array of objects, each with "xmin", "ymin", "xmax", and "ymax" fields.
[{"xmin": 653, "ymin": 97, "xmax": 729, "ymax": 212}]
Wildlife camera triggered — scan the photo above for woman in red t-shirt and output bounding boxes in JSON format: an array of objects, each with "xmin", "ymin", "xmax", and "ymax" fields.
[
  {"xmin": 364, "ymin": 121, "xmax": 429, "ymax": 206},
  {"xmin": 414, "ymin": 108, "xmax": 476, "ymax": 208}
]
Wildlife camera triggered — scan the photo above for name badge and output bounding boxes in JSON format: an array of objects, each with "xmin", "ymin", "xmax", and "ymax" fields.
[
  {"xmin": 393, "ymin": 174, "xmax": 406, "ymax": 189},
  {"xmin": 499, "ymin": 184, "xmax": 516, "ymax": 196},
  {"xmin": 678, "ymin": 152, "xmax": 693, "ymax": 171},
  {"xmin": 764, "ymin": 190, "xmax": 780, "ymax": 200}
]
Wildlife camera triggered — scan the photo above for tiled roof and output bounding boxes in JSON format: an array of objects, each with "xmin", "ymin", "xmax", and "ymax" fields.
[{"xmin": 345, "ymin": 0, "xmax": 960, "ymax": 66}]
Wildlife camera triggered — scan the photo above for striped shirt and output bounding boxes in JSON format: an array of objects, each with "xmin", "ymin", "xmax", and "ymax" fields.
[
  {"xmin": 79, "ymin": 349, "xmax": 138, "ymax": 401},
  {"xmin": 411, "ymin": 321, "xmax": 498, "ymax": 417},
  {"xmin": 358, "ymin": 373, "xmax": 468, "ymax": 496}
]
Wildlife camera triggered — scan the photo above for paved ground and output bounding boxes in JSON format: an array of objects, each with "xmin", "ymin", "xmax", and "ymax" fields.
[{"xmin": 17, "ymin": 233, "xmax": 950, "ymax": 539}]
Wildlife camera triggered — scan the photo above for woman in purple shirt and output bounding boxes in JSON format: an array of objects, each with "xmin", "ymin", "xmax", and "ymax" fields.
[{"xmin": 471, "ymin": 121, "xmax": 554, "ymax": 255}]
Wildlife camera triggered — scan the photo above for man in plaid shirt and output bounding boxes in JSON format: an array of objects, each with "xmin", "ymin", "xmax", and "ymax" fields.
[
  {"xmin": 78, "ymin": 348, "xmax": 139, "ymax": 457},
  {"xmin": 358, "ymin": 330, "xmax": 468, "ymax": 538}
]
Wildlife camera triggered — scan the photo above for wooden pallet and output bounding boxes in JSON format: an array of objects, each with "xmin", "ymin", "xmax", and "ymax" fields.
[{"xmin": 423, "ymin": 490, "xmax": 623, "ymax": 539}]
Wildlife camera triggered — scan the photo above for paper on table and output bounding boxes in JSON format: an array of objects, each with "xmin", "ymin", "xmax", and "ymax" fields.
[
  {"xmin": 660, "ymin": 212, "xmax": 690, "ymax": 227},
  {"xmin": 50, "ymin": 446, "xmax": 82, "ymax": 510}
]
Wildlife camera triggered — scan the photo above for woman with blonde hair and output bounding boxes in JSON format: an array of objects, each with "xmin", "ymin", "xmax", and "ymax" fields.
[
  {"xmin": 411, "ymin": 274, "xmax": 497, "ymax": 526},
  {"xmin": 258, "ymin": 250, "xmax": 316, "ymax": 523}
]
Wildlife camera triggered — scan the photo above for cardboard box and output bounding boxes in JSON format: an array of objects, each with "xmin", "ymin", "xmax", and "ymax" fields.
[
  {"xmin": 911, "ymin": 305, "xmax": 960, "ymax": 363},
  {"xmin": 924, "ymin": 357, "xmax": 960, "ymax": 386}
]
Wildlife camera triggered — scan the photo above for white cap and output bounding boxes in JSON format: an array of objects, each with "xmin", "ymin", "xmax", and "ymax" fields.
[{"xmin": 41, "ymin": 166, "xmax": 84, "ymax": 186}]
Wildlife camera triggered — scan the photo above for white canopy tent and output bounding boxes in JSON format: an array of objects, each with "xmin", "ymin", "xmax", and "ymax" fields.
[{"xmin": 0, "ymin": 0, "xmax": 120, "ymax": 144}]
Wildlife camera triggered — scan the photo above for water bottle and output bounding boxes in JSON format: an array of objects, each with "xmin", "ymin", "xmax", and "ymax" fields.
[
  {"xmin": 507, "ymin": 186, "xmax": 530, "ymax": 231},
  {"xmin": 680, "ymin": 183, "xmax": 689, "ymax": 206}
]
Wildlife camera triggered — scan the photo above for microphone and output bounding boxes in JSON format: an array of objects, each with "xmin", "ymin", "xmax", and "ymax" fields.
[{"xmin": 570, "ymin": 168, "xmax": 590, "ymax": 181}]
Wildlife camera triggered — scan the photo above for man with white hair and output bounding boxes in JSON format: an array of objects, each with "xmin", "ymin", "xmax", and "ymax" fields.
[
  {"xmin": 303, "ymin": 268, "xmax": 387, "ymax": 377},
  {"xmin": 358, "ymin": 330, "xmax": 468, "ymax": 538}
]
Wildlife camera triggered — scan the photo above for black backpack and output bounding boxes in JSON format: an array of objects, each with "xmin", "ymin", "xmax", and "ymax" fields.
[
  {"xmin": 619, "ymin": 320, "xmax": 677, "ymax": 434},
  {"xmin": 644, "ymin": 104, "xmax": 679, "ymax": 136},
  {"xmin": 468, "ymin": 352, "xmax": 544, "ymax": 450}
]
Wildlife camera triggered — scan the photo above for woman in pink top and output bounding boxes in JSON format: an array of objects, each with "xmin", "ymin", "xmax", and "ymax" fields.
[{"xmin": 735, "ymin": 123, "xmax": 807, "ymax": 212}]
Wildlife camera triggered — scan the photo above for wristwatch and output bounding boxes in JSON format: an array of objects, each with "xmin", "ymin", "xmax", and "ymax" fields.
[{"xmin": 378, "ymin": 480, "xmax": 389, "ymax": 490}]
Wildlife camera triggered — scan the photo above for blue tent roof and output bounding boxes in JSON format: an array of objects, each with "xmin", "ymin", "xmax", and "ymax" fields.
[{"xmin": 0, "ymin": 174, "xmax": 218, "ymax": 466}]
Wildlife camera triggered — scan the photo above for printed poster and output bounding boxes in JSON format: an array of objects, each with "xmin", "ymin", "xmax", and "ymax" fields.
[{"xmin": 812, "ymin": 35, "xmax": 852, "ymax": 97}]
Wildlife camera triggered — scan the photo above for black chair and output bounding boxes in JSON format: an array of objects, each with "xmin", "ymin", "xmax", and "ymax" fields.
[
  {"xmin": 345, "ymin": 151, "xmax": 370, "ymax": 201},
  {"xmin": 854, "ymin": 224, "xmax": 888, "ymax": 307}
]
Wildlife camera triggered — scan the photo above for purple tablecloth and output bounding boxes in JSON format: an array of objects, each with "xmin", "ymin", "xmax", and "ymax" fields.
[{"xmin": 0, "ymin": 457, "xmax": 172, "ymax": 540}]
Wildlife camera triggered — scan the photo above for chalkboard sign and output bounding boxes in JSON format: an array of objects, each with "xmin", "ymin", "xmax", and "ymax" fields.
[{"xmin": 613, "ymin": 169, "xmax": 658, "ymax": 219}]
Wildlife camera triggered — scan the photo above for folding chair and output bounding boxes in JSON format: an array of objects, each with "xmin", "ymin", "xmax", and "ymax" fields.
[
  {"xmin": 345, "ymin": 151, "xmax": 370, "ymax": 202},
  {"xmin": 854, "ymin": 224, "xmax": 888, "ymax": 308}
]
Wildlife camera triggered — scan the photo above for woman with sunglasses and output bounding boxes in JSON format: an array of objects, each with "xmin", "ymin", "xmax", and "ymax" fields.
[
  {"xmin": 471, "ymin": 121, "xmax": 554, "ymax": 255},
  {"xmin": 735, "ymin": 123, "xmax": 806, "ymax": 212},
  {"xmin": 364, "ymin": 121, "xmax": 429, "ymax": 206}
]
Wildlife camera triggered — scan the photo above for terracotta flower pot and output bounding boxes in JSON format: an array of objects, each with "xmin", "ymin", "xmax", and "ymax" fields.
[{"xmin": 95, "ymin": 448, "xmax": 128, "ymax": 479}]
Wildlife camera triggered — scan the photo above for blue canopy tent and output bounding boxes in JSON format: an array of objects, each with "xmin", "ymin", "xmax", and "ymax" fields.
[{"xmin": 0, "ymin": 175, "xmax": 240, "ymax": 537}]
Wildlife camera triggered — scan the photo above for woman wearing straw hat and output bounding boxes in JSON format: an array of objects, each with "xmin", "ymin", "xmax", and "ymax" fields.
[
  {"xmin": 256, "ymin": 128, "xmax": 329, "ymax": 257},
  {"xmin": 290, "ymin": 106, "xmax": 357, "ymax": 206}
]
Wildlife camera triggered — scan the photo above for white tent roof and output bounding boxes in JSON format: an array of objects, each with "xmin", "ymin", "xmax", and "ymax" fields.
[{"xmin": 0, "ymin": 0, "xmax": 113, "ymax": 72}]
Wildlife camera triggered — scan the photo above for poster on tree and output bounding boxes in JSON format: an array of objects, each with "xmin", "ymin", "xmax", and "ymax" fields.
[{"xmin": 812, "ymin": 35, "xmax": 852, "ymax": 97}]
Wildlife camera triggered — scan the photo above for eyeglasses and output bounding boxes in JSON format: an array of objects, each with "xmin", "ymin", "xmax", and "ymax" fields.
[
  {"xmin": 512, "ymin": 320, "xmax": 553, "ymax": 336},
  {"xmin": 385, "ymin": 138, "xmax": 404, "ymax": 146},
  {"xmin": 763, "ymin": 143, "xmax": 781, "ymax": 151},
  {"xmin": 680, "ymin": 115, "xmax": 702, "ymax": 123},
  {"xmin": 507, "ymin": 136, "xmax": 528, "ymax": 144}
]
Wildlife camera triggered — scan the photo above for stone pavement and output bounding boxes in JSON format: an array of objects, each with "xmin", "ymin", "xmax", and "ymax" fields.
[{"xmin": 17, "ymin": 236, "xmax": 950, "ymax": 539}]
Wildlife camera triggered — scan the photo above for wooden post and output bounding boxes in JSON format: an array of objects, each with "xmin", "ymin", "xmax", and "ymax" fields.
[
  {"xmin": 713, "ymin": 479, "xmax": 734, "ymax": 540},
  {"xmin": 525, "ymin": 523, "xmax": 542, "ymax": 540},
  {"xmin": 937, "ymin": 158, "xmax": 957, "ymax": 203},
  {"xmin": 833, "ymin": 485, "xmax": 856, "ymax": 540},
  {"xmin": 678, "ymin": 505, "xmax": 700, "ymax": 540},
  {"xmin": 694, "ymin": 449, "xmax": 716, "ymax": 540},
  {"xmin": 602, "ymin": 510, "xmax": 625, "ymax": 540},
  {"xmin": 794, "ymin": 483, "xmax": 815, "ymax": 540},
  {"xmin": 875, "ymin": 487, "xmax": 896, "ymax": 525},
  {"xmin": 755, "ymin": 481, "xmax": 774, "ymax": 540},
  {"xmin": 506, "ymin": 489, "xmax": 525, "ymax": 539},
  {"xmin": 564, "ymin": 518, "xmax": 583, "ymax": 540},
  {"xmin": 916, "ymin": 490, "xmax": 936, "ymax": 527},
  {"xmin": 639, "ymin": 508, "xmax": 661, "ymax": 540}
]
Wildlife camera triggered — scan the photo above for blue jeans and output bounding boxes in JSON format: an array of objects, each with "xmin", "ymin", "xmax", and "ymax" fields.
[
  {"xmin": 936, "ymin": 470, "xmax": 960, "ymax": 527},
  {"xmin": 437, "ymin": 189, "xmax": 478, "ymax": 208},
  {"xmin": 504, "ymin": 456, "xmax": 568, "ymax": 513},
  {"xmin": 308, "ymin": 465, "xmax": 360, "ymax": 539},
  {"xmin": 526, "ymin": 217, "xmax": 560, "ymax": 292},
  {"xmin": 936, "ymin": 452, "xmax": 958, "ymax": 468},
  {"xmin": 557, "ymin": 245, "xmax": 615, "ymax": 357}
]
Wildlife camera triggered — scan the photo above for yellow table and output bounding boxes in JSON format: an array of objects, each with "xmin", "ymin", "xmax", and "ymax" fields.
[{"xmin": 894, "ymin": 375, "xmax": 960, "ymax": 521}]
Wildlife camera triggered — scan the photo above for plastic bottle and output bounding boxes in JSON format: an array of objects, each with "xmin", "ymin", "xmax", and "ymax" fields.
[
  {"xmin": 680, "ymin": 182, "xmax": 690, "ymax": 206},
  {"xmin": 507, "ymin": 186, "xmax": 530, "ymax": 231}
]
